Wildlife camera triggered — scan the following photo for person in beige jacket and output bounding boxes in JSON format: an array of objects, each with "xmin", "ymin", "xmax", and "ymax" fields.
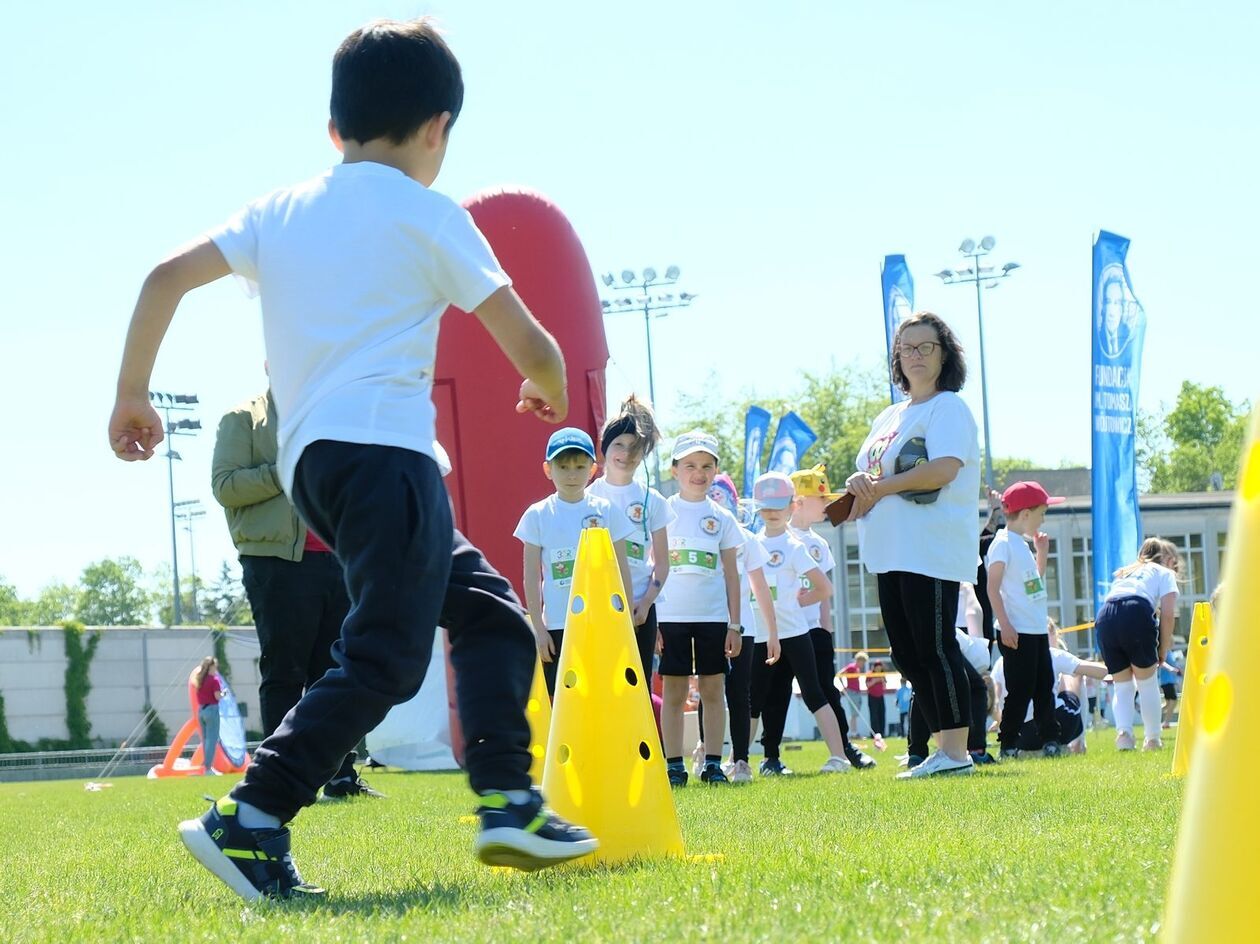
[{"xmin": 212, "ymin": 389, "xmax": 381, "ymax": 798}]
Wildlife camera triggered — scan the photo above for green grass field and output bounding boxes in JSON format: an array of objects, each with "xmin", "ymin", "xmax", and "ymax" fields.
[{"xmin": 0, "ymin": 734, "xmax": 1182, "ymax": 943}]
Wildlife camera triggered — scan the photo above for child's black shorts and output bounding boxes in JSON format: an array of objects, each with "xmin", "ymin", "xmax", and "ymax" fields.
[
  {"xmin": 1096, "ymin": 595, "xmax": 1159, "ymax": 673},
  {"xmin": 1017, "ymin": 690, "xmax": 1084, "ymax": 749},
  {"xmin": 1161, "ymin": 682, "xmax": 1178, "ymax": 702},
  {"xmin": 658, "ymin": 621, "xmax": 727, "ymax": 676}
]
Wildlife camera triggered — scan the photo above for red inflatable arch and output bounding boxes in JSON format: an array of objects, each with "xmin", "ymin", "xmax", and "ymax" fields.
[
  {"xmin": 435, "ymin": 187, "xmax": 609, "ymax": 593},
  {"xmin": 434, "ymin": 188, "xmax": 608, "ymax": 767}
]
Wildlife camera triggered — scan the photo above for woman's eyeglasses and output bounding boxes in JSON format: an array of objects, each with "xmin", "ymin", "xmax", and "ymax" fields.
[{"xmin": 897, "ymin": 341, "xmax": 940, "ymax": 359}]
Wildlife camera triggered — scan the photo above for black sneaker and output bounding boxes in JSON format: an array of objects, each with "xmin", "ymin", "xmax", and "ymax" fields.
[
  {"xmin": 758, "ymin": 758, "xmax": 793, "ymax": 776},
  {"xmin": 999, "ymin": 747, "xmax": 1021, "ymax": 760},
  {"xmin": 323, "ymin": 775, "xmax": 387, "ymax": 799},
  {"xmin": 699, "ymin": 763, "xmax": 729, "ymax": 784},
  {"xmin": 969, "ymin": 751, "xmax": 998, "ymax": 766},
  {"xmin": 473, "ymin": 789, "xmax": 598, "ymax": 871},
  {"xmin": 667, "ymin": 766, "xmax": 689, "ymax": 787},
  {"xmin": 1042, "ymin": 741, "xmax": 1063, "ymax": 758},
  {"xmin": 178, "ymin": 797, "xmax": 324, "ymax": 901},
  {"xmin": 845, "ymin": 746, "xmax": 877, "ymax": 770}
]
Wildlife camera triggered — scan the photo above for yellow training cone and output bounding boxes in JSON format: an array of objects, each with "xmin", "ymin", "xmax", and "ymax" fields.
[
  {"xmin": 542, "ymin": 527, "xmax": 684, "ymax": 864},
  {"xmin": 526, "ymin": 655, "xmax": 552, "ymax": 785},
  {"xmin": 1163, "ymin": 411, "xmax": 1259, "ymax": 941},
  {"xmin": 1169, "ymin": 603, "xmax": 1213, "ymax": 777}
]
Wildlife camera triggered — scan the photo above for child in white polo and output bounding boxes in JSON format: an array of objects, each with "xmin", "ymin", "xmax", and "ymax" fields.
[
  {"xmin": 587, "ymin": 395, "xmax": 675, "ymax": 685},
  {"xmin": 750, "ymin": 471, "xmax": 854, "ymax": 774},
  {"xmin": 655, "ymin": 430, "xmax": 746, "ymax": 786},
  {"xmin": 986, "ymin": 480, "xmax": 1063, "ymax": 758},
  {"xmin": 514, "ymin": 427, "xmax": 634, "ymax": 696}
]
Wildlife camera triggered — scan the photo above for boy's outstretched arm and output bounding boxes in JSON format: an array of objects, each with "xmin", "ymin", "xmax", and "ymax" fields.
[
  {"xmin": 110, "ymin": 238, "xmax": 231, "ymax": 460},
  {"xmin": 473, "ymin": 286, "xmax": 567, "ymax": 423}
]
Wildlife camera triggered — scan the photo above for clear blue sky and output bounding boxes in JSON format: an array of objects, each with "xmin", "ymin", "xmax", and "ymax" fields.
[{"xmin": 1, "ymin": 1, "xmax": 1255, "ymax": 598}]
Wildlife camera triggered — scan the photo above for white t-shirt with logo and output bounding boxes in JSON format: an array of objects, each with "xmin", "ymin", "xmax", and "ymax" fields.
[
  {"xmin": 790, "ymin": 525, "xmax": 835, "ymax": 630},
  {"xmin": 587, "ymin": 479, "xmax": 676, "ymax": 604},
  {"xmin": 751, "ymin": 530, "xmax": 819, "ymax": 642},
  {"xmin": 985, "ymin": 528, "xmax": 1049, "ymax": 635},
  {"xmin": 1103, "ymin": 562, "xmax": 1180, "ymax": 612},
  {"xmin": 513, "ymin": 494, "xmax": 635, "ymax": 630},
  {"xmin": 208, "ymin": 162, "xmax": 510, "ymax": 493},
  {"xmin": 855, "ymin": 392, "xmax": 982, "ymax": 584},
  {"xmin": 993, "ymin": 646, "xmax": 1082, "ymax": 722},
  {"xmin": 655, "ymin": 496, "xmax": 744, "ymax": 623},
  {"xmin": 737, "ymin": 526, "xmax": 769, "ymax": 637}
]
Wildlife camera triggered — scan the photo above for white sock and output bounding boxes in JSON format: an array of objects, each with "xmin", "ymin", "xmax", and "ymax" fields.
[
  {"xmin": 1135, "ymin": 674, "xmax": 1163, "ymax": 739},
  {"xmin": 1113, "ymin": 680, "xmax": 1136, "ymax": 734},
  {"xmin": 235, "ymin": 800, "xmax": 282, "ymax": 830}
]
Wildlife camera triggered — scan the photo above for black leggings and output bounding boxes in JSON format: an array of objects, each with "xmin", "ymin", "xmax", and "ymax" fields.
[
  {"xmin": 696, "ymin": 636, "xmax": 756, "ymax": 761},
  {"xmin": 877, "ymin": 571, "xmax": 971, "ymax": 733}
]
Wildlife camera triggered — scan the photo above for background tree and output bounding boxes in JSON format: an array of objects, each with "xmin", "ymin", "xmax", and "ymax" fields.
[
  {"xmin": 28, "ymin": 583, "xmax": 81, "ymax": 625},
  {"xmin": 74, "ymin": 557, "xmax": 153, "ymax": 626},
  {"xmin": 0, "ymin": 577, "xmax": 27, "ymax": 626},
  {"xmin": 205, "ymin": 561, "xmax": 253, "ymax": 625},
  {"xmin": 1141, "ymin": 382, "xmax": 1250, "ymax": 493}
]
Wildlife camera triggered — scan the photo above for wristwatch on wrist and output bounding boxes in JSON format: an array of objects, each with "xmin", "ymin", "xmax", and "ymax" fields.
[{"xmin": 728, "ymin": 623, "xmax": 741, "ymax": 633}]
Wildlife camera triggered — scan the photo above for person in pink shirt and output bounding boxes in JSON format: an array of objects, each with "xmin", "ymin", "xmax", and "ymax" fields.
[
  {"xmin": 192, "ymin": 657, "xmax": 225, "ymax": 775},
  {"xmin": 840, "ymin": 652, "xmax": 868, "ymax": 734}
]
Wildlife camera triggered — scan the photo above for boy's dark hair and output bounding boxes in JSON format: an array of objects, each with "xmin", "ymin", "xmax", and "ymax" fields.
[
  {"xmin": 600, "ymin": 394, "xmax": 659, "ymax": 459},
  {"xmin": 331, "ymin": 18, "xmax": 464, "ymax": 146},
  {"xmin": 890, "ymin": 311, "xmax": 968, "ymax": 393}
]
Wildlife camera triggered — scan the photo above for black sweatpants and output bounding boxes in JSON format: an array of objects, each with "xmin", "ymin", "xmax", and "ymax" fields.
[
  {"xmin": 240, "ymin": 550, "xmax": 356, "ymax": 782},
  {"xmin": 232, "ymin": 442, "xmax": 532, "ymax": 821},
  {"xmin": 725, "ymin": 636, "xmax": 754, "ymax": 761},
  {"xmin": 876, "ymin": 571, "xmax": 971, "ymax": 733},
  {"xmin": 749, "ymin": 642, "xmax": 793, "ymax": 761},
  {"xmin": 907, "ymin": 658, "xmax": 989, "ymax": 758},
  {"xmin": 998, "ymin": 632, "xmax": 1060, "ymax": 750}
]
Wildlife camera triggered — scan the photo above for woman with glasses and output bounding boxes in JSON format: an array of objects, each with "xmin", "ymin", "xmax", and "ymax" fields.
[{"xmin": 845, "ymin": 311, "xmax": 982, "ymax": 779}]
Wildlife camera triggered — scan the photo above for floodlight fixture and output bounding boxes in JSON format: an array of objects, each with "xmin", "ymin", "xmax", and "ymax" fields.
[
  {"xmin": 665, "ymin": 265, "xmax": 681, "ymax": 280},
  {"xmin": 621, "ymin": 269, "xmax": 635, "ymax": 284},
  {"xmin": 601, "ymin": 273, "xmax": 615, "ymax": 287},
  {"xmin": 959, "ymin": 238, "xmax": 976, "ymax": 254},
  {"xmin": 643, "ymin": 267, "xmax": 657, "ymax": 282},
  {"xmin": 980, "ymin": 235, "xmax": 996, "ymax": 251}
]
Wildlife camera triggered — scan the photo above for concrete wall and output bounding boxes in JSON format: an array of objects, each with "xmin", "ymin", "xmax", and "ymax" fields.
[{"xmin": 0, "ymin": 626, "xmax": 261, "ymax": 746}]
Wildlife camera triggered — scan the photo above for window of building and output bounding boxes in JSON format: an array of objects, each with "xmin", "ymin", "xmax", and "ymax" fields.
[{"xmin": 843, "ymin": 543, "xmax": 889, "ymax": 653}]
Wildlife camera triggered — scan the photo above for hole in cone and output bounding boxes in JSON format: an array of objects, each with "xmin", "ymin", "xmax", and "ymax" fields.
[
  {"xmin": 557, "ymin": 743, "xmax": 571, "ymax": 764},
  {"xmin": 563, "ymin": 669, "xmax": 579, "ymax": 689},
  {"xmin": 625, "ymin": 666, "xmax": 639, "ymax": 686},
  {"xmin": 639, "ymin": 741, "xmax": 651, "ymax": 760},
  {"xmin": 611, "ymin": 593, "xmax": 625, "ymax": 612},
  {"xmin": 571, "ymin": 595, "xmax": 586, "ymax": 614}
]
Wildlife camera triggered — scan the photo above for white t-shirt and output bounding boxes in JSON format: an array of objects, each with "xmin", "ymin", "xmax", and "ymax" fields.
[
  {"xmin": 955, "ymin": 628, "xmax": 991, "ymax": 674},
  {"xmin": 985, "ymin": 528, "xmax": 1049, "ymax": 634},
  {"xmin": 737, "ymin": 526, "xmax": 769, "ymax": 637},
  {"xmin": 1103, "ymin": 562, "xmax": 1180, "ymax": 611},
  {"xmin": 993, "ymin": 646, "xmax": 1082, "ymax": 722},
  {"xmin": 586, "ymin": 479, "xmax": 676, "ymax": 603},
  {"xmin": 513, "ymin": 494, "xmax": 635, "ymax": 630},
  {"xmin": 751, "ymin": 530, "xmax": 819, "ymax": 642},
  {"xmin": 208, "ymin": 162, "xmax": 510, "ymax": 493},
  {"xmin": 655, "ymin": 496, "xmax": 744, "ymax": 623},
  {"xmin": 855, "ymin": 392, "xmax": 982, "ymax": 583},
  {"xmin": 790, "ymin": 525, "xmax": 835, "ymax": 630}
]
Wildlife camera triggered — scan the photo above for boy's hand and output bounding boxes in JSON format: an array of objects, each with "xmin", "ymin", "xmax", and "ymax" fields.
[
  {"xmin": 655, "ymin": 630, "xmax": 664, "ymax": 654},
  {"xmin": 517, "ymin": 379, "xmax": 568, "ymax": 424},
  {"xmin": 632, "ymin": 599, "xmax": 652, "ymax": 626},
  {"xmin": 725, "ymin": 629, "xmax": 742, "ymax": 658},
  {"xmin": 109, "ymin": 397, "xmax": 164, "ymax": 461},
  {"xmin": 999, "ymin": 623, "xmax": 1019, "ymax": 649},
  {"xmin": 537, "ymin": 632, "xmax": 556, "ymax": 663},
  {"xmin": 1033, "ymin": 531, "xmax": 1050, "ymax": 555},
  {"xmin": 766, "ymin": 637, "xmax": 781, "ymax": 665}
]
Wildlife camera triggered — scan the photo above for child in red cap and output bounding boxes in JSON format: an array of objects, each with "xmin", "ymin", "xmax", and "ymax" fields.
[{"xmin": 984, "ymin": 481, "xmax": 1065, "ymax": 759}]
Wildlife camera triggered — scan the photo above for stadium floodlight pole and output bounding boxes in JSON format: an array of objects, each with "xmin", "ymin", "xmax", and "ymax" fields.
[
  {"xmin": 148, "ymin": 391, "xmax": 201, "ymax": 625},
  {"xmin": 934, "ymin": 237, "xmax": 1021, "ymax": 491},
  {"xmin": 599, "ymin": 265, "xmax": 698, "ymax": 487},
  {"xmin": 175, "ymin": 502, "xmax": 207, "ymax": 623}
]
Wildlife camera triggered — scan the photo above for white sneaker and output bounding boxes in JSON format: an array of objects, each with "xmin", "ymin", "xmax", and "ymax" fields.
[
  {"xmin": 896, "ymin": 750, "xmax": 974, "ymax": 780},
  {"xmin": 1142, "ymin": 738, "xmax": 1164, "ymax": 751},
  {"xmin": 728, "ymin": 760, "xmax": 753, "ymax": 783},
  {"xmin": 1115, "ymin": 731, "xmax": 1136, "ymax": 751},
  {"xmin": 691, "ymin": 740, "xmax": 705, "ymax": 778},
  {"xmin": 819, "ymin": 755, "xmax": 852, "ymax": 774}
]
